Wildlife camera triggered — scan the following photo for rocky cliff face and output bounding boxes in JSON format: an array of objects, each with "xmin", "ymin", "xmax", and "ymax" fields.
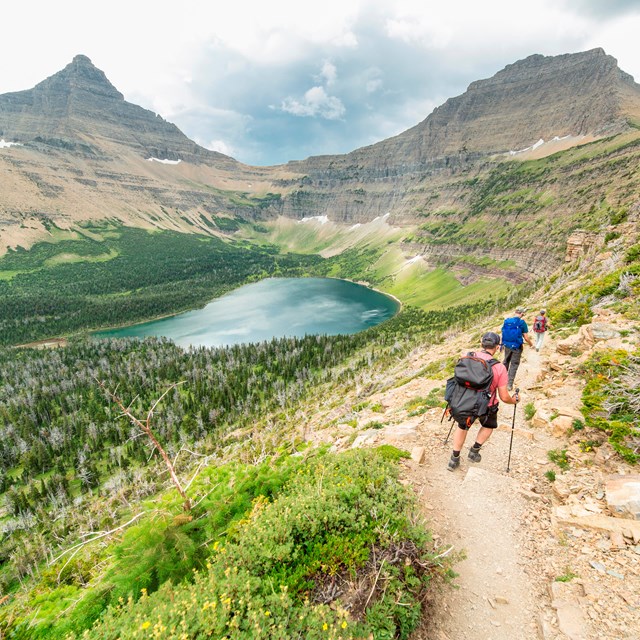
[
  {"xmin": 1, "ymin": 49, "xmax": 639, "ymax": 286},
  {"xmin": 290, "ymin": 48, "xmax": 640, "ymax": 180}
]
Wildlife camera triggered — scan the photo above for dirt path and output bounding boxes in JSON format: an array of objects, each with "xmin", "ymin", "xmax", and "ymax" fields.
[
  {"xmin": 314, "ymin": 314, "xmax": 640, "ymax": 639},
  {"xmin": 409, "ymin": 345, "xmax": 558, "ymax": 639}
]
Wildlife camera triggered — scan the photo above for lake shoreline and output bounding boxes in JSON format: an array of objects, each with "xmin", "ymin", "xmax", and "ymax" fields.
[
  {"xmin": 93, "ymin": 276, "xmax": 401, "ymax": 347},
  {"xmin": 19, "ymin": 276, "xmax": 402, "ymax": 349}
]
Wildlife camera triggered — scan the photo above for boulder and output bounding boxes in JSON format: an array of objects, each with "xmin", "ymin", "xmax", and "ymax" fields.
[
  {"xmin": 555, "ymin": 322, "xmax": 619, "ymax": 356},
  {"xmin": 549, "ymin": 581, "xmax": 589, "ymax": 640},
  {"xmin": 605, "ymin": 474, "xmax": 640, "ymax": 520},
  {"xmin": 411, "ymin": 446, "xmax": 426, "ymax": 464},
  {"xmin": 383, "ymin": 420, "xmax": 420, "ymax": 439},
  {"xmin": 551, "ymin": 415, "xmax": 575, "ymax": 437},
  {"xmin": 556, "ymin": 333, "xmax": 584, "ymax": 356},
  {"xmin": 588, "ymin": 323, "xmax": 621, "ymax": 341}
]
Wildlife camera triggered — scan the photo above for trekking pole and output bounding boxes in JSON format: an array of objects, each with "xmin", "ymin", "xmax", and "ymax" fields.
[
  {"xmin": 441, "ymin": 405, "xmax": 454, "ymax": 445},
  {"xmin": 506, "ymin": 388, "xmax": 519, "ymax": 472}
]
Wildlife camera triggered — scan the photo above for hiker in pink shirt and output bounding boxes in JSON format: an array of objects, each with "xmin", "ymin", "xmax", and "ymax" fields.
[{"xmin": 448, "ymin": 332, "xmax": 520, "ymax": 471}]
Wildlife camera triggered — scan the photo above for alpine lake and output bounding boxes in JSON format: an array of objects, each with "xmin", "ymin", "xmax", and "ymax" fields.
[{"xmin": 93, "ymin": 277, "xmax": 400, "ymax": 348}]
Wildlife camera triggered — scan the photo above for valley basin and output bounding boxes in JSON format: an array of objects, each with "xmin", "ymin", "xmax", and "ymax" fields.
[{"xmin": 93, "ymin": 277, "xmax": 400, "ymax": 348}]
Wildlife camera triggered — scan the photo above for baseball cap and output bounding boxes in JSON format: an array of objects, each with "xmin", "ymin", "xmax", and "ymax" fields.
[
  {"xmin": 540, "ymin": 309, "xmax": 546, "ymax": 314},
  {"xmin": 481, "ymin": 332, "xmax": 501, "ymax": 348},
  {"xmin": 515, "ymin": 307, "xmax": 526, "ymax": 314}
]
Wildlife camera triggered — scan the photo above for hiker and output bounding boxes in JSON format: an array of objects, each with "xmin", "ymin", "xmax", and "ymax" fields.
[
  {"xmin": 447, "ymin": 332, "xmax": 520, "ymax": 471},
  {"xmin": 500, "ymin": 307, "xmax": 533, "ymax": 390},
  {"xmin": 532, "ymin": 309, "xmax": 550, "ymax": 352}
]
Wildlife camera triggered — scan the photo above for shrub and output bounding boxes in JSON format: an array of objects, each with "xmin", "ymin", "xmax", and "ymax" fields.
[
  {"xmin": 524, "ymin": 403, "xmax": 536, "ymax": 421},
  {"xmin": 404, "ymin": 388, "xmax": 445, "ymax": 416},
  {"xmin": 604, "ymin": 231, "xmax": 621, "ymax": 244},
  {"xmin": 610, "ymin": 208, "xmax": 629, "ymax": 225},
  {"xmin": 625, "ymin": 244, "xmax": 640, "ymax": 264},
  {"xmin": 555, "ymin": 568, "xmax": 578, "ymax": 582},
  {"xmin": 78, "ymin": 450, "xmax": 440, "ymax": 639},
  {"xmin": 578, "ymin": 349, "xmax": 640, "ymax": 464},
  {"xmin": 548, "ymin": 449, "xmax": 570, "ymax": 471}
]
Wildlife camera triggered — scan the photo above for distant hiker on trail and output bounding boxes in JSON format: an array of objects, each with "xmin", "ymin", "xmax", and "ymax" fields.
[
  {"xmin": 532, "ymin": 309, "xmax": 550, "ymax": 352},
  {"xmin": 445, "ymin": 332, "xmax": 520, "ymax": 471},
  {"xmin": 500, "ymin": 307, "xmax": 533, "ymax": 390}
]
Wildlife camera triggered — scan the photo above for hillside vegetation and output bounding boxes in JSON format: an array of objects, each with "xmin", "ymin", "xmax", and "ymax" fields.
[
  {"xmin": 0, "ymin": 303, "xmax": 501, "ymax": 638},
  {"xmin": 0, "ymin": 125, "xmax": 638, "ymax": 638}
]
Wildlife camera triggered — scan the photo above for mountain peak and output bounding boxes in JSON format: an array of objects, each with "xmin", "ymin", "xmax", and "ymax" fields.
[
  {"xmin": 72, "ymin": 54, "xmax": 93, "ymax": 64},
  {"xmin": 293, "ymin": 48, "xmax": 640, "ymax": 176},
  {"xmin": 0, "ymin": 56, "xmax": 236, "ymax": 166},
  {"xmin": 33, "ymin": 54, "xmax": 124, "ymax": 101}
]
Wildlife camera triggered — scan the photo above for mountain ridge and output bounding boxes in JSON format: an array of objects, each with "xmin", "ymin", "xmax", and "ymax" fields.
[
  {"xmin": 1, "ymin": 48, "xmax": 639, "ymax": 287},
  {"xmin": 290, "ymin": 48, "xmax": 640, "ymax": 176}
]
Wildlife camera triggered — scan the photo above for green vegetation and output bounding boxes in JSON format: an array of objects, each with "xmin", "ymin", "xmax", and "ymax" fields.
[
  {"xmin": 579, "ymin": 349, "xmax": 640, "ymax": 463},
  {"xmin": 0, "ymin": 224, "xmax": 323, "ymax": 346},
  {"xmin": 385, "ymin": 266, "xmax": 512, "ymax": 310},
  {"xmin": 572, "ymin": 418, "xmax": 585, "ymax": 431},
  {"xmin": 547, "ymin": 449, "xmax": 570, "ymax": 471},
  {"xmin": 524, "ymin": 403, "xmax": 536, "ymax": 421},
  {"xmin": 405, "ymin": 388, "xmax": 445, "ymax": 416},
  {"xmin": 550, "ymin": 302, "xmax": 594, "ymax": 328},
  {"xmin": 4, "ymin": 449, "xmax": 445, "ymax": 639},
  {"xmin": 0, "ymin": 300, "xmax": 497, "ymax": 636},
  {"xmin": 402, "ymin": 131, "xmax": 640, "ymax": 258},
  {"xmin": 544, "ymin": 470, "xmax": 556, "ymax": 483},
  {"xmin": 555, "ymin": 568, "xmax": 578, "ymax": 582}
]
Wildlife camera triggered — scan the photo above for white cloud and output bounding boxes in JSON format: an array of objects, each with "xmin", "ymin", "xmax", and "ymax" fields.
[
  {"xmin": 205, "ymin": 139, "xmax": 236, "ymax": 156},
  {"xmin": 281, "ymin": 86, "xmax": 346, "ymax": 120},
  {"xmin": 319, "ymin": 60, "xmax": 338, "ymax": 85},
  {"xmin": 366, "ymin": 78, "xmax": 383, "ymax": 93}
]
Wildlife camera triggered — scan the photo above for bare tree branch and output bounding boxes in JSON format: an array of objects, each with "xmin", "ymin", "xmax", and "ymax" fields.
[{"xmin": 95, "ymin": 378, "xmax": 191, "ymax": 511}]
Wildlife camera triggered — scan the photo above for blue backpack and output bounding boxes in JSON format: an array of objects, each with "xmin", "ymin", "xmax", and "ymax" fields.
[{"xmin": 501, "ymin": 317, "xmax": 524, "ymax": 349}]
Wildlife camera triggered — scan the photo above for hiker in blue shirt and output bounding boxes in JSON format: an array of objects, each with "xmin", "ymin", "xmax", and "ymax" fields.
[{"xmin": 500, "ymin": 307, "xmax": 533, "ymax": 390}]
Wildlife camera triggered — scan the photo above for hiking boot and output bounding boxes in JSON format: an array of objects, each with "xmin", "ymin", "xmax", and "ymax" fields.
[
  {"xmin": 468, "ymin": 446, "xmax": 482, "ymax": 463},
  {"xmin": 447, "ymin": 454, "xmax": 460, "ymax": 471}
]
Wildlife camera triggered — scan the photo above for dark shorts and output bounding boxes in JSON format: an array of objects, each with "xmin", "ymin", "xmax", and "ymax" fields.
[
  {"xmin": 457, "ymin": 404, "xmax": 499, "ymax": 430},
  {"xmin": 479, "ymin": 405, "xmax": 499, "ymax": 429}
]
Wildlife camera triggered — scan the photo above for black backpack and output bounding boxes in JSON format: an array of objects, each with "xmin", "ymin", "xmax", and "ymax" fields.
[{"xmin": 444, "ymin": 352, "xmax": 498, "ymax": 427}]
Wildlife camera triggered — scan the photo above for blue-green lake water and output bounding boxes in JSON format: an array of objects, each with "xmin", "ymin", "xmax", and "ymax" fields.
[{"xmin": 94, "ymin": 277, "xmax": 400, "ymax": 348}]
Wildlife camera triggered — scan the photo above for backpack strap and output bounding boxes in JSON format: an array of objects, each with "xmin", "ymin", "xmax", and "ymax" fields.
[{"xmin": 486, "ymin": 358, "xmax": 499, "ymax": 403}]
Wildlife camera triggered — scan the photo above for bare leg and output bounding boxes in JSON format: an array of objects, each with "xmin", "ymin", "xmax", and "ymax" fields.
[
  {"xmin": 475, "ymin": 426, "xmax": 494, "ymax": 446},
  {"xmin": 452, "ymin": 426, "xmax": 470, "ymax": 451}
]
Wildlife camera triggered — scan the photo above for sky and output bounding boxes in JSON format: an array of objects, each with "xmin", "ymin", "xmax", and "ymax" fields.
[{"xmin": 2, "ymin": 1, "xmax": 640, "ymax": 166}]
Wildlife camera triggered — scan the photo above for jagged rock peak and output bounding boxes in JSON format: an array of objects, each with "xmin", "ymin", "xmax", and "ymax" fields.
[
  {"xmin": 33, "ymin": 54, "xmax": 124, "ymax": 101},
  {"xmin": 467, "ymin": 48, "xmax": 636, "ymax": 93},
  {"xmin": 0, "ymin": 54, "xmax": 239, "ymax": 166}
]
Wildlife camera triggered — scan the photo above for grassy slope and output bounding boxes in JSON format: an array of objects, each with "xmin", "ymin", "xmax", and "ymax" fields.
[{"xmin": 2, "ymin": 133, "xmax": 638, "ymax": 638}]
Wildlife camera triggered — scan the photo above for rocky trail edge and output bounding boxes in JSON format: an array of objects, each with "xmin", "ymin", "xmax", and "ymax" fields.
[{"xmin": 310, "ymin": 310, "xmax": 640, "ymax": 640}]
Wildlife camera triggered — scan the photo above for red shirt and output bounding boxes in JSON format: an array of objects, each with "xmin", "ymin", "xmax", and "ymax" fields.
[{"xmin": 473, "ymin": 350, "xmax": 508, "ymax": 405}]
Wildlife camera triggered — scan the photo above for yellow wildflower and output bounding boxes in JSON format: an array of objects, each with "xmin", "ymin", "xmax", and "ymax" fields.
[{"xmin": 141, "ymin": 621, "xmax": 151, "ymax": 630}]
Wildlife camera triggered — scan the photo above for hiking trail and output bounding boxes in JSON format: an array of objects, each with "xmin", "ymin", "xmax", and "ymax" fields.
[{"xmin": 310, "ymin": 311, "xmax": 640, "ymax": 640}]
